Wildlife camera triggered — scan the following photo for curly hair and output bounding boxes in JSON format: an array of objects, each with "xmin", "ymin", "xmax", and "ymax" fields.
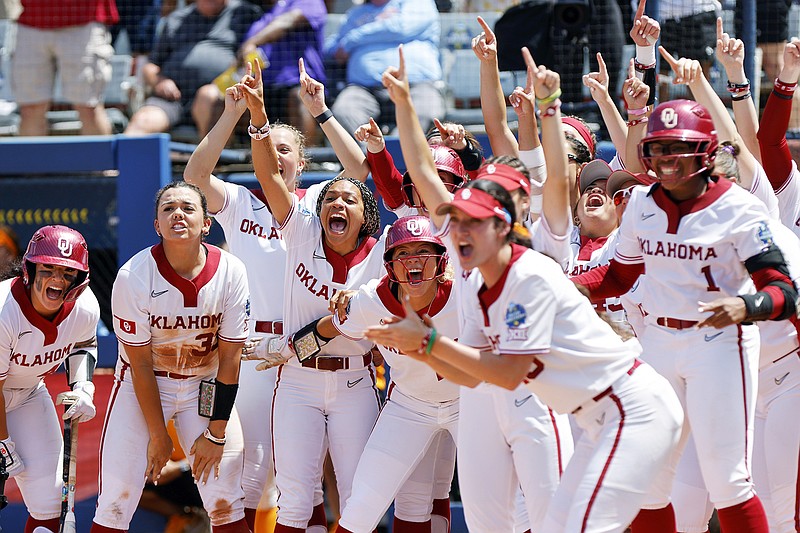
[{"xmin": 316, "ymin": 177, "xmax": 382, "ymax": 237}]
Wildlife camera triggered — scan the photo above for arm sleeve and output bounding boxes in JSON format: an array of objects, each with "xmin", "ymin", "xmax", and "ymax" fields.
[
  {"xmin": 571, "ymin": 260, "xmax": 644, "ymax": 300},
  {"xmin": 742, "ymin": 244, "xmax": 799, "ymax": 321},
  {"xmin": 454, "ymin": 139, "xmax": 484, "ymax": 172},
  {"xmin": 757, "ymin": 85, "xmax": 795, "ymax": 191},
  {"xmin": 367, "ymin": 148, "xmax": 406, "ymax": 210}
]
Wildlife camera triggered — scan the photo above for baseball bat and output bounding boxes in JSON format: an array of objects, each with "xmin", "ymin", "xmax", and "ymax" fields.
[{"xmin": 59, "ymin": 399, "xmax": 78, "ymax": 533}]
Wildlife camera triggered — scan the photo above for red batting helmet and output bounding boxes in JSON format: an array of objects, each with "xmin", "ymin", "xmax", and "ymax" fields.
[
  {"xmin": 403, "ymin": 145, "xmax": 468, "ymax": 208},
  {"xmin": 638, "ymin": 99, "xmax": 719, "ymax": 184},
  {"xmin": 23, "ymin": 225, "xmax": 90, "ymax": 302},
  {"xmin": 384, "ymin": 216, "xmax": 448, "ymax": 284}
]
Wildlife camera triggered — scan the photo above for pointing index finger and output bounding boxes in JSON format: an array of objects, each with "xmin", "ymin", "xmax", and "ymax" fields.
[
  {"xmin": 659, "ymin": 46, "xmax": 679, "ymax": 68},
  {"xmin": 477, "ymin": 16, "xmax": 495, "ymax": 42},
  {"xmin": 299, "ymin": 57, "xmax": 307, "ymax": 77},
  {"xmin": 716, "ymin": 16, "xmax": 723, "ymax": 42},
  {"xmin": 398, "ymin": 44, "xmax": 405, "ymax": 78},
  {"xmin": 634, "ymin": 0, "xmax": 647, "ymax": 21},
  {"xmin": 521, "ymin": 46, "xmax": 537, "ymax": 72},
  {"xmin": 597, "ymin": 52, "xmax": 607, "ymax": 76},
  {"xmin": 433, "ymin": 117, "xmax": 447, "ymax": 137}
]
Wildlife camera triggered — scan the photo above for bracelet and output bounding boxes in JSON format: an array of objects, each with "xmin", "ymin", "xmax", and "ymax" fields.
[
  {"xmin": 627, "ymin": 106, "xmax": 648, "ymax": 116},
  {"xmin": 726, "ymin": 85, "xmax": 750, "ymax": 94},
  {"xmin": 203, "ymin": 428, "xmax": 226, "ymax": 446},
  {"xmin": 626, "ymin": 117, "xmax": 648, "ymax": 128},
  {"xmin": 775, "ymin": 78, "xmax": 798, "ymax": 93},
  {"xmin": 726, "ymin": 79, "xmax": 750, "ymax": 90},
  {"xmin": 535, "ymin": 88, "xmax": 562, "ymax": 107},
  {"xmin": 634, "ymin": 60, "xmax": 656, "ymax": 71},
  {"xmin": 425, "ymin": 328, "xmax": 438, "ymax": 355},
  {"xmin": 731, "ymin": 91, "xmax": 752, "ymax": 101},
  {"xmin": 538, "ymin": 99, "xmax": 562, "ymax": 118},
  {"xmin": 248, "ymin": 122, "xmax": 271, "ymax": 141},
  {"xmin": 314, "ymin": 109, "xmax": 333, "ymax": 125}
]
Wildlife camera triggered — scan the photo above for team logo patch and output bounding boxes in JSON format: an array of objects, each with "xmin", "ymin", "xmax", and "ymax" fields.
[
  {"xmin": 505, "ymin": 302, "xmax": 526, "ymax": 327},
  {"xmin": 660, "ymin": 107, "xmax": 678, "ymax": 129},
  {"xmin": 116, "ymin": 316, "xmax": 136, "ymax": 335},
  {"xmin": 485, "ymin": 164, "xmax": 497, "ymax": 174},
  {"xmin": 461, "ymin": 189, "xmax": 472, "ymax": 200},
  {"xmin": 406, "ymin": 218, "xmax": 423, "ymax": 236},
  {"xmin": 756, "ymin": 223, "xmax": 774, "ymax": 248},
  {"xmin": 507, "ymin": 328, "xmax": 528, "ymax": 341},
  {"xmin": 58, "ymin": 237, "xmax": 73, "ymax": 257}
]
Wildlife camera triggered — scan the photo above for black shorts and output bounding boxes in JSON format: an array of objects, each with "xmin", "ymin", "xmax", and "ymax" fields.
[
  {"xmin": 661, "ymin": 10, "xmax": 718, "ymax": 64},
  {"xmin": 735, "ymin": 0, "xmax": 791, "ymax": 44}
]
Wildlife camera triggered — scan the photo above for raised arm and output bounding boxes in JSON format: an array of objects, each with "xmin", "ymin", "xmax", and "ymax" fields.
[
  {"xmin": 473, "ymin": 16, "xmax": 518, "ymax": 157},
  {"xmin": 715, "ymin": 18, "xmax": 761, "ymax": 164},
  {"xmin": 357, "ymin": 118, "xmax": 407, "ymax": 210},
  {"xmin": 622, "ymin": 59, "xmax": 651, "ymax": 174},
  {"xmin": 184, "ymin": 86, "xmax": 249, "ymax": 213},
  {"xmin": 298, "ymin": 58, "xmax": 369, "ymax": 181},
  {"xmin": 583, "ymin": 52, "xmax": 627, "ymax": 160},
  {"xmin": 239, "ymin": 58, "xmax": 293, "ymax": 225},
  {"xmin": 383, "ymin": 46, "xmax": 452, "ymax": 228},
  {"xmin": 527, "ymin": 49, "xmax": 571, "ymax": 236}
]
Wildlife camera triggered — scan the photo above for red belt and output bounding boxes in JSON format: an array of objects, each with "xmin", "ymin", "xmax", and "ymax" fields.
[
  {"xmin": 573, "ymin": 359, "xmax": 642, "ymax": 414},
  {"xmin": 255, "ymin": 320, "xmax": 283, "ymax": 335},
  {"xmin": 154, "ymin": 370, "xmax": 194, "ymax": 380},
  {"xmin": 656, "ymin": 317, "xmax": 698, "ymax": 330},
  {"xmin": 301, "ymin": 354, "xmax": 372, "ymax": 372}
]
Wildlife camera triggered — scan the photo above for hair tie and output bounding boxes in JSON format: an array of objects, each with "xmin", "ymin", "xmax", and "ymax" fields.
[
  {"xmin": 512, "ymin": 222, "xmax": 530, "ymax": 239},
  {"xmin": 720, "ymin": 144, "xmax": 737, "ymax": 156}
]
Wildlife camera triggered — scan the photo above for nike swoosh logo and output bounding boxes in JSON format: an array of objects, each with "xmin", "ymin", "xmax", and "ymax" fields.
[
  {"xmin": 514, "ymin": 395, "xmax": 533, "ymax": 407},
  {"xmin": 347, "ymin": 378, "xmax": 364, "ymax": 388},
  {"xmin": 641, "ymin": 213, "xmax": 655, "ymax": 220},
  {"xmin": 151, "ymin": 289, "xmax": 169, "ymax": 298},
  {"xmin": 596, "ymin": 412, "xmax": 606, "ymax": 425},
  {"xmin": 253, "ymin": 205, "xmax": 266, "ymax": 211},
  {"xmin": 704, "ymin": 332, "xmax": 723, "ymax": 342},
  {"xmin": 18, "ymin": 331, "xmax": 32, "ymax": 339},
  {"xmin": 775, "ymin": 372, "xmax": 790, "ymax": 385},
  {"xmin": 755, "ymin": 295, "xmax": 765, "ymax": 307}
]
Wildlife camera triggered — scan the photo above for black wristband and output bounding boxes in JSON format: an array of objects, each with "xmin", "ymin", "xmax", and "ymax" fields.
[
  {"xmin": 210, "ymin": 380, "xmax": 239, "ymax": 421},
  {"xmin": 739, "ymin": 293, "xmax": 773, "ymax": 321},
  {"xmin": 314, "ymin": 109, "xmax": 333, "ymax": 125}
]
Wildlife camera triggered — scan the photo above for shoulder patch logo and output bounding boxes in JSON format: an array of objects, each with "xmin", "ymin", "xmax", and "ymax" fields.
[
  {"xmin": 505, "ymin": 302, "xmax": 526, "ymax": 328},
  {"xmin": 756, "ymin": 222, "xmax": 773, "ymax": 249}
]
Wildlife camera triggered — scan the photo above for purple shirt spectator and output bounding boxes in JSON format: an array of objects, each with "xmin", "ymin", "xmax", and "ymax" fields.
[{"xmin": 245, "ymin": 0, "xmax": 327, "ymax": 87}]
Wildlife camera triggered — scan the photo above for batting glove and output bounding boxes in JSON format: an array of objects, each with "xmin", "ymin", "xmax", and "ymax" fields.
[
  {"xmin": 0, "ymin": 437, "xmax": 25, "ymax": 477},
  {"xmin": 56, "ymin": 381, "xmax": 96, "ymax": 423},
  {"xmin": 242, "ymin": 336, "xmax": 293, "ymax": 371}
]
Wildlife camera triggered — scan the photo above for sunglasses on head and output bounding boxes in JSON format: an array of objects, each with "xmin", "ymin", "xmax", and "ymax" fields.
[{"xmin": 612, "ymin": 185, "xmax": 636, "ymax": 207}]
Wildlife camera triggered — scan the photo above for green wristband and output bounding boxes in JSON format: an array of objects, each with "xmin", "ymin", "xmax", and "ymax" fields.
[{"xmin": 425, "ymin": 328, "xmax": 438, "ymax": 355}]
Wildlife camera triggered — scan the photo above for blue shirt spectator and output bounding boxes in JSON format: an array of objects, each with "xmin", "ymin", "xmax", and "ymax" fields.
[{"xmin": 326, "ymin": 0, "xmax": 444, "ymax": 138}]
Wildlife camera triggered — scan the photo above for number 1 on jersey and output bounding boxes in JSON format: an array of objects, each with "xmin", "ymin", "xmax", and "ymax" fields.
[{"xmin": 701, "ymin": 265, "xmax": 720, "ymax": 292}]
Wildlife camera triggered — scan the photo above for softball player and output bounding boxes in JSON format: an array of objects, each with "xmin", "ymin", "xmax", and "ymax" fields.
[
  {"xmin": 0, "ymin": 225, "xmax": 99, "ymax": 532},
  {"xmin": 237, "ymin": 63, "xmax": 387, "ymax": 532},
  {"xmin": 91, "ymin": 182, "xmax": 251, "ymax": 532},
  {"xmin": 575, "ymin": 99, "xmax": 800, "ymax": 532},
  {"xmin": 366, "ymin": 181, "xmax": 683, "ymax": 533}
]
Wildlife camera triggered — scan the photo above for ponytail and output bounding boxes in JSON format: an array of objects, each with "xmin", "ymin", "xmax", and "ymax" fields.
[{"xmin": 510, "ymin": 222, "xmax": 533, "ymax": 248}]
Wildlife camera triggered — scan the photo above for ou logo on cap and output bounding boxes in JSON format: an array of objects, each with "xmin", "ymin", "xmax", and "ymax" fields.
[
  {"xmin": 58, "ymin": 237, "xmax": 73, "ymax": 257},
  {"xmin": 660, "ymin": 107, "xmax": 678, "ymax": 129},
  {"xmin": 485, "ymin": 164, "xmax": 496, "ymax": 174},
  {"xmin": 406, "ymin": 218, "xmax": 423, "ymax": 236}
]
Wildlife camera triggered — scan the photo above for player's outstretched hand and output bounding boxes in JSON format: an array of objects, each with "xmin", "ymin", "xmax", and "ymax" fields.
[
  {"xmin": 471, "ymin": 16, "xmax": 497, "ymax": 63},
  {"xmin": 145, "ymin": 429, "xmax": 173, "ymax": 485},
  {"xmin": 583, "ymin": 52, "xmax": 611, "ymax": 104},
  {"xmin": 364, "ymin": 295, "xmax": 433, "ymax": 354},
  {"xmin": 715, "ymin": 17, "xmax": 745, "ymax": 74},
  {"xmin": 622, "ymin": 58, "xmax": 650, "ymax": 111},
  {"xmin": 780, "ymin": 38, "xmax": 800, "ymax": 85},
  {"xmin": 298, "ymin": 57, "xmax": 327, "ymax": 117},
  {"xmin": 509, "ymin": 47, "xmax": 537, "ymax": 118},
  {"xmin": 382, "ymin": 45, "xmax": 410, "ymax": 104},
  {"xmin": 696, "ymin": 297, "xmax": 747, "ymax": 329},
  {"xmin": 528, "ymin": 52, "xmax": 561, "ymax": 103},
  {"xmin": 224, "ymin": 84, "xmax": 248, "ymax": 117},
  {"xmin": 355, "ymin": 118, "xmax": 386, "ymax": 153},
  {"xmin": 629, "ymin": 0, "xmax": 659, "ymax": 47},
  {"xmin": 329, "ymin": 289, "xmax": 357, "ymax": 323},
  {"xmin": 190, "ymin": 427, "xmax": 225, "ymax": 485},
  {"xmin": 56, "ymin": 381, "xmax": 96, "ymax": 423},
  {"xmin": 659, "ymin": 46, "xmax": 703, "ymax": 86},
  {"xmin": 433, "ymin": 118, "xmax": 467, "ymax": 151},
  {"xmin": 0, "ymin": 437, "xmax": 25, "ymax": 477}
]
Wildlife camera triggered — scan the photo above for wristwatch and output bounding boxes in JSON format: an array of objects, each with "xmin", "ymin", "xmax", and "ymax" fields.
[{"xmin": 248, "ymin": 122, "xmax": 271, "ymax": 141}]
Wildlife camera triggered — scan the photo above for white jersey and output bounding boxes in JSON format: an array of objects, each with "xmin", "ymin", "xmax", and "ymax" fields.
[
  {"xmin": 0, "ymin": 279, "xmax": 99, "ymax": 388},
  {"xmin": 459, "ymin": 244, "xmax": 637, "ymax": 414},
  {"xmin": 748, "ymin": 163, "xmax": 780, "ymax": 221},
  {"xmin": 570, "ymin": 226, "xmax": 626, "ymax": 322},
  {"xmin": 334, "ymin": 276, "xmax": 460, "ymax": 403},
  {"xmin": 614, "ymin": 178, "xmax": 774, "ymax": 321},
  {"xmin": 212, "ymin": 181, "xmax": 324, "ymax": 324},
  {"xmin": 279, "ymin": 195, "xmax": 386, "ymax": 361},
  {"xmin": 112, "ymin": 244, "xmax": 249, "ymax": 376},
  {"xmin": 775, "ymin": 162, "xmax": 800, "ymax": 240}
]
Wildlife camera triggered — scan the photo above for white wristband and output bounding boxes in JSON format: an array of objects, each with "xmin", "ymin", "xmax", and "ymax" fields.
[
  {"xmin": 635, "ymin": 45, "xmax": 656, "ymax": 68},
  {"xmin": 529, "ymin": 193, "xmax": 543, "ymax": 215},
  {"xmin": 248, "ymin": 122, "xmax": 271, "ymax": 141},
  {"xmin": 518, "ymin": 146, "xmax": 545, "ymax": 169},
  {"xmin": 203, "ymin": 428, "xmax": 226, "ymax": 446}
]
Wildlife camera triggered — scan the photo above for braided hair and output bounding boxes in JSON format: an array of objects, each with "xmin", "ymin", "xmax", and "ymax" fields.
[{"xmin": 316, "ymin": 177, "xmax": 382, "ymax": 237}]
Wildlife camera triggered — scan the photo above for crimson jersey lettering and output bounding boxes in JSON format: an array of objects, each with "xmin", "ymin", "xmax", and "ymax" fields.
[
  {"xmin": 638, "ymin": 238, "xmax": 718, "ymax": 260},
  {"xmin": 150, "ymin": 313, "xmax": 223, "ymax": 330},
  {"xmin": 239, "ymin": 218, "xmax": 282, "ymax": 241},
  {"xmin": 11, "ymin": 343, "xmax": 73, "ymax": 367}
]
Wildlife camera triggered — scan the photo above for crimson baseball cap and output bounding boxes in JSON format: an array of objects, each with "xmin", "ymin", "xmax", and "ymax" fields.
[
  {"xmin": 436, "ymin": 187, "xmax": 513, "ymax": 223},
  {"xmin": 606, "ymin": 169, "xmax": 656, "ymax": 198},
  {"xmin": 578, "ymin": 159, "xmax": 613, "ymax": 195},
  {"xmin": 477, "ymin": 163, "xmax": 531, "ymax": 196}
]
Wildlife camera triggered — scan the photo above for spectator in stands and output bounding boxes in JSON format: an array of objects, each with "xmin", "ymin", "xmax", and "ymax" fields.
[
  {"xmin": 111, "ymin": 0, "xmax": 161, "ymax": 57},
  {"xmin": 124, "ymin": 0, "xmax": 261, "ymax": 139},
  {"xmin": 11, "ymin": 0, "xmax": 118, "ymax": 136},
  {"xmin": 325, "ymin": 0, "xmax": 444, "ymax": 138},
  {"xmin": 240, "ymin": 0, "xmax": 327, "ymax": 145}
]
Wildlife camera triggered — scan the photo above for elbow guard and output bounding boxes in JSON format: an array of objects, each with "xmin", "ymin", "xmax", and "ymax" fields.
[{"xmin": 65, "ymin": 349, "xmax": 97, "ymax": 387}]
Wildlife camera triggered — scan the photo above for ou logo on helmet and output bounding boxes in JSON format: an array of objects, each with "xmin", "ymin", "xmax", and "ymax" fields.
[
  {"xmin": 406, "ymin": 218, "xmax": 423, "ymax": 236},
  {"xmin": 58, "ymin": 237, "xmax": 73, "ymax": 257},
  {"xmin": 661, "ymin": 107, "xmax": 678, "ymax": 129}
]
